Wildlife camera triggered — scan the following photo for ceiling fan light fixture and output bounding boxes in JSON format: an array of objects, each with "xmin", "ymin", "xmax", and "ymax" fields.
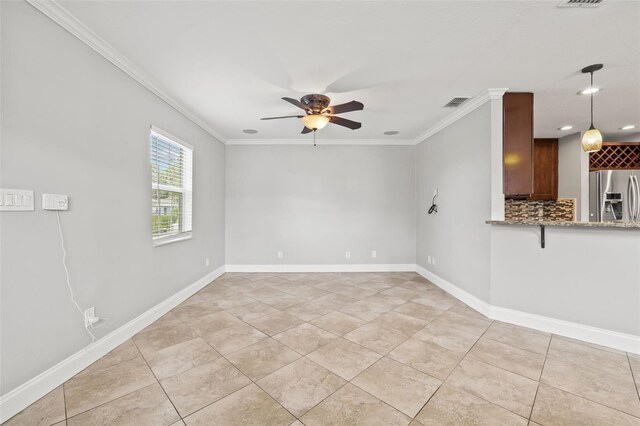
[{"xmin": 302, "ymin": 114, "xmax": 330, "ymax": 131}]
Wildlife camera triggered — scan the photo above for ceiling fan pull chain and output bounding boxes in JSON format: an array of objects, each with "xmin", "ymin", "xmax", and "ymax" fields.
[{"xmin": 313, "ymin": 130, "xmax": 317, "ymax": 147}]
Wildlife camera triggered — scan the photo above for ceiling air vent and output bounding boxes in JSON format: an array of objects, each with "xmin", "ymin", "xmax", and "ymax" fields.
[
  {"xmin": 557, "ymin": 0, "xmax": 603, "ymax": 8},
  {"xmin": 443, "ymin": 97, "xmax": 471, "ymax": 108}
]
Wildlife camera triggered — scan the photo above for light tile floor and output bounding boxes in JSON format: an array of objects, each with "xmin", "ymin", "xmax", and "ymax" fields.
[{"xmin": 5, "ymin": 272, "xmax": 640, "ymax": 425}]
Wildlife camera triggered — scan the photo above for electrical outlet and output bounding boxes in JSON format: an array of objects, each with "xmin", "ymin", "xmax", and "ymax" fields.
[
  {"xmin": 427, "ymin": 255, "xmax": 432, "ymax": 264},
  {"xmin": 432, "ymin": 257, "xmax": 437, "ymax": 265},
  {"xmin": 205, "ymin": 257, "xmax": 210, "ymax": 267},
  {"xmin": 345, "ymin": 251, "xmax": 351, "ymax": 260},
  {"xmin": 84, "ymin": 307, "xmax": 99, "ymax": 328},
  {"xmin": 277, "ymin": 250, "xmax": 284, "ymax": 259},
  {"xmin": 371, "ymin": 250, "xmax": 377, "ymax": 258},
  {"xmin": 433, "ymin": 188, "xmax": 438, "ymax": 197},
  {"xmin": 43, "ymin": 194, "xmax": 69, "ymax": 211}
]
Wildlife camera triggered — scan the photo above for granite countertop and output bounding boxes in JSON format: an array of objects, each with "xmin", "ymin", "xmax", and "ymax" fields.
[{"xmin": 486, "ymin": 220, "xmax": 640, "ymax": 229}]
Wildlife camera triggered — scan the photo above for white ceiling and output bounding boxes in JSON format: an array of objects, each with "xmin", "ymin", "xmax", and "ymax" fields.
[{"xmin": 57, "ymin": 0, "xmax": 640, "ymax": 142}]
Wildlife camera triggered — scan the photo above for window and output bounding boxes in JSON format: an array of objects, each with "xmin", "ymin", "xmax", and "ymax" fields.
[{"xmin": 150, "ymin": 126, "xmax": 193, "ymax": 246}]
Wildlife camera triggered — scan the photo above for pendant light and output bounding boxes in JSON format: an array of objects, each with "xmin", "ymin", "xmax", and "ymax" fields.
[{"xmin": 581, "ymin": 64, "xmax": 603, "ymax": 153}]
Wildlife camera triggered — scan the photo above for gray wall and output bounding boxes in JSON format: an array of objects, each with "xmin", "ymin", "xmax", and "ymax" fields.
[
  {"xmin": 1, "ymin": 1, "xmax": 225, "ymax": 394},
  {"xmin": 415, "ymin": 101, "xmax": 640, "ymax": 337},
  {"xmin": 558, "ymin": 132, "xmax": 589, "ymax": 221},
  {"xmin": 490, "ymin": 226, "xmax": 640, "ymax": 336},
  {"xmin": 416, "ymin": 104, "xmax": 493, "ymax": 301},
  {"xmin": 225, "ymin": 145, "xmax": 416, "ymax": 265},
  {"xmin": 615, "ymin": 132, "xmax": 640, "ymax": 143}
]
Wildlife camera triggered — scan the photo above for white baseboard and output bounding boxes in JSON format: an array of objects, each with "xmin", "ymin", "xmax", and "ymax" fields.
[
  {"xmin": 0, "ymin": 266, "xmax": 225, "ymax": 423},
  {"xmin": 415, "ymin": 265, "xmax": 492, "ymax": 318},
  {"xmin": 489, "ymin": 306, "xmax": 640, "ymax": 354},
  {"xmin": 414, "ymin": 265, "xmax": 640, "ymax": 354},
  {"xmin": 225, "ymin": 264, "xmax": 416, "ymax": 273},
  {"xmin": 4, "ymin": 263, "xmax": 639, "ymax": 422}
]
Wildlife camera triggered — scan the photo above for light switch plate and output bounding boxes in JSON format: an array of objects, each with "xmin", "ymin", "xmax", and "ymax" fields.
[
  {"xmin": 43, "ymin": 194, "xmax": 69, "ymax": 211},
  {"xmin": 0, "ymin": 189, "xmax": 35, "ymax": 211}
]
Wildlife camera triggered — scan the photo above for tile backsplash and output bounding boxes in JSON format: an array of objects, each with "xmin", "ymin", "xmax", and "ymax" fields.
[{"xmin": 505, "ymin": 198, "xmax": 576, "ymax": 222}]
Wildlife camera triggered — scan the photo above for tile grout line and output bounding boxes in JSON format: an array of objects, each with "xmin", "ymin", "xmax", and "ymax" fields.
[
  {"xmin": 413, "ymin": 308, "xmax": 493, "ymax": 400},
  {"xmin": 62, "ymin": 381, "xmax": 68, "ymax": 425},
  {"xmin": 527, "ymin": 328, "xmax": 553, "ymax": 422},
  {"xmin": 173, "ymin": 275, "xmax": 348, "ymax": 423},
  {"xmin": 59, "ymin": 346, "xmax": 155, "ymax": 422},
  {"xmin": 412, "ymin": 321, "xmax": 531, "ymax": 422},
  {"xmin": 539, "ymin": 336, "xmax": 640, "ymax": 419},
  {"xmin": 626, "ymin": 353, "xmax": 640, "ymax": 402},
  {"xmin": 129, "ymin": 338, "xmax": 183, "ymax": 423},
  {"xmin": 37, "ymin": 271, "xmax": 635, "ymax": 425},
  {"xmin": 213, "ymin": 273, "xmax": 419, "ymax": 421}
]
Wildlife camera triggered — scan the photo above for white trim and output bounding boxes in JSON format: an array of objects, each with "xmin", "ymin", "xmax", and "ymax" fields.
[
  {"xmin": 152, "ymin": 232, "xmax": 193, "ymax": 247},
  {"xmin": 413, "ymin": 88, "xmax": 508, "ymax": 145},
  {"xmin": 225, "ymin": 264, "xmax": 416, "ymax": 273},
  {"xmin": 151, "ymin": 125, "xmax": 194, "ymax": 151},
  {"xmin": 415, "ymin": 265, "xmax": 492, "ymax": 317},
  {"xmin": 0, "ymin": 266, "xmax": 225, "ymax": 423},
  {"xmin": 225, "ymin": 139, "xmax": 416, "ymax": 146},
  {"xmin": 490, "ymin": 306, "xmax": 640, "ymax": 354},
  {"xmin": 414, "ymin": 265, "xmax": 640, "ymax": 354},
  {"xmin": 23, "ymin": 1, "xmax": 509, "ymax": 148},
  {"xmin": 489, "ymin": 93, "xmax": 506, "ymax": 220},
  {"xmin": 26, "ymin": 0, "xmax": 226, "ymax": 144},
  {"xmin": 227, "ymin": 89, "xmax": 510, "ymax": 147},
  {"xmin": 4, "ymin": 263, "xmax": 637, "ymax": 421}
]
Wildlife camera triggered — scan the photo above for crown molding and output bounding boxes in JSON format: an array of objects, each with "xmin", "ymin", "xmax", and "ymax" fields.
[
  {"xmin": 412, "ymin": 88, "xmax": 508, "ymax": 145},
  {"xmin": 25, "ymin": 0, "xmax": 507, "ymax": 147},
  {"xmin": 26, "ymin": 0, "xmax": 227, "ymax": 144},
  {"xmin": 225, "ymin": 138, "xmax": 416, "ymax": 146}
]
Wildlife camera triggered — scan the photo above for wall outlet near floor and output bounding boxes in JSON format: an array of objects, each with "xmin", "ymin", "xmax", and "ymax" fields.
[
  {"xmin": 371, "ymin": 250, "xmax": 377, "ymax": 258},
  {"xmin": 205, "ymin": 257, "xmax": 210, "ymax": 267},
  {"xmin": 432, "ymin": 257, "xmax": 437, "ymax": 265},
  {"xmin": 277, "ymin": 250, "xmax": 284, "ymax": 259},
  {"xmin": 84, "ymin": 307, "xmax": 99, "ymax": 328},
  {"xmin": 345, "ymin": 251, "xmax": 351, "ymax": 260},
  {"xmin": 427, "ymin": 255, "xmax": 432, "ymax": 264}
]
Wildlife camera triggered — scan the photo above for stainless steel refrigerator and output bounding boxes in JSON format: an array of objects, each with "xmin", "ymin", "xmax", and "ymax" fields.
[{"xmin": 589, "ymin": 170, "xmax": 640, "ymax": 222}]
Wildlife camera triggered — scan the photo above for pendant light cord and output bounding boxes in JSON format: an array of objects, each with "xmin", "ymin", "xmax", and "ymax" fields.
[{"xmin": 590, "ymin": 71, "xmax": 594, "ymax": 128}]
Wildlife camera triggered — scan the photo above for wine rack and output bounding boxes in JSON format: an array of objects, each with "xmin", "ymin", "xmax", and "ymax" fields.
[{"xmin": 590, "ymin": 142, "xmax": 640, "ymax": 171}]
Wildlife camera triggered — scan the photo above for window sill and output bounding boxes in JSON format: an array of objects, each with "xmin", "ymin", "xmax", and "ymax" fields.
[{"xmin": 153, "ymin": 232, "xmax": 193, "ymax": 247}]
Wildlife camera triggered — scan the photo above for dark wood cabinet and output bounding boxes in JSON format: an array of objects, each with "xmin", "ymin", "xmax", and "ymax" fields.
[
  {"xmin": 503, "ymin": 92, "xmax": 534, "ymax": 197},
  {"xmin": 529, "ymin": 138, "xmax": 558, "ymax": 201}
]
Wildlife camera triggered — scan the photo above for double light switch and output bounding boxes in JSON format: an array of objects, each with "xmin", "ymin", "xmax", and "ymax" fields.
[
  {"xmin": 0, "ymin": 189, "xmax": 35, "ymax": 211},
  {"xmin": 0, "ymin": 189, "xmax": 69, "ymax": 211}
]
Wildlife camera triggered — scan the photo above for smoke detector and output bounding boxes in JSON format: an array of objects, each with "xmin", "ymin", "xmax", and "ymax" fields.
[
  {"xmin": 443, "ymin": 97, "xmax": 471, "ymax": 108},
  {"xmin": 557, "ymin": 0, "xmax": 603, "ymax": 8}
]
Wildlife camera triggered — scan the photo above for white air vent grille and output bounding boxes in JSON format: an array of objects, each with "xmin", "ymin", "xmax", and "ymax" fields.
[
  {"xmin": 558, "ymin": 0, "xmax": 603, "ymax": 8},
  {"xmin": 443, "ymin": 97, "xmax": 471, "ymax": 108}
]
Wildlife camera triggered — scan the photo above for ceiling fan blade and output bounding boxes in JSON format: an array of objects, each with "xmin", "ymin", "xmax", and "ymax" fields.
[
  {"xmin": 282, "ymin": 97, "xmax": 310, "ymax": 111},
  {"xmin": 329, "ymin": 116, "xmax": 361, "ymax": 130},
  {"xmin": 301, "ymin": 127, "xmax": 313, "ymax": 134},
  {"xmin": 327, "ymin": 100, "xmax": 364, "ymax": 115},
  {"xmin": 260, "ymin": 115, "xmax": 303, "ymax": 120}
]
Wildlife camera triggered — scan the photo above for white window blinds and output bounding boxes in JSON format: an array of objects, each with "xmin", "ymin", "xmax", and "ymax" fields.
[{"xmin": 150, "ymin": 126, "xmax": 193, "ymax": 244}]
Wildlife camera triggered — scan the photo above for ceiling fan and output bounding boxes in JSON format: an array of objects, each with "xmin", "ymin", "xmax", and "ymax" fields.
[{"xmin": 261, "ymin": 94, "xmax": 364, "ymax": 136}]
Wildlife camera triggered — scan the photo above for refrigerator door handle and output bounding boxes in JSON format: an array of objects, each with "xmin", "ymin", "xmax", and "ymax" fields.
[
  {"xmin": 632, "ymin": 175, "xmax": 640, "ymax": 222},
  {"xmin": 627, "ymin": 175, "xmax": 636, "ymax": 222}
]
